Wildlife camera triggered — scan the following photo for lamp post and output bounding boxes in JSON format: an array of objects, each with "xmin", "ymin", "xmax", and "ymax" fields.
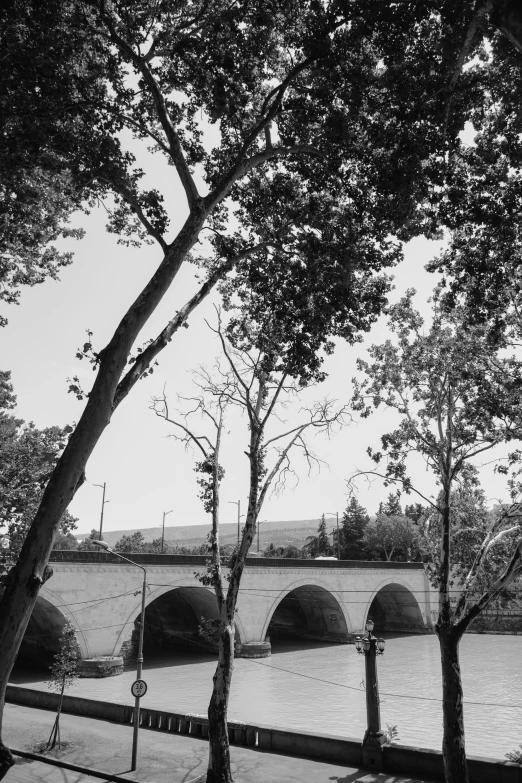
[
  {"xmin": 93, "ymin": 540, "xmax": 146, "ymax": 772},
  {"xmin": 93, "ymin": 483, "xmax": 109, "ymax": 539},
  {"xmin": 325, "ymin": 511, "xmax": 340, "ymax": 559},
  {"xmin": 228, "ymin": 500, "xmax": 242, "ymax": 543},
  {"xmin": 161, "ymin": 509, "xmax": 173, "ymax": 553},
  {"xmin": 354, "ymin": 617, "xmax": 386, "ymax": 770},
  {"xmin": 257, "ymin": 519, "xmax": 267, "ymax": 553}
]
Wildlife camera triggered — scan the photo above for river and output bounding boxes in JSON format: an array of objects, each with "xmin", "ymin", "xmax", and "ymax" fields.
[{"xmin": 11, "ymin": 633, "xmax": 522, "ymax": 761}]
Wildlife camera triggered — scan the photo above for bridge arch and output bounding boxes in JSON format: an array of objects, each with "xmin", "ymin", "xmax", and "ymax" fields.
[
  {"xmin": 113, "ymin": 580, "xmax": 246, "ymax": 659},
  {"xmin": 261, "ymin": 578, "xmax": 350, "ymax": 643},
  {"xmin": 364, "ymin": 578, "xmax": 426, "ymax": 633},
  {"xmin": 16, "ymin": 590, "xmax": 88, "ymax": 670}
]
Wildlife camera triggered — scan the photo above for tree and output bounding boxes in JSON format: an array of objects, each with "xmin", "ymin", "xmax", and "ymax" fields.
[
  {"xmin": 152, "ymin": 322, "xmax": 346, "ymax": 783},
  {"xmin": 0, "ymin": 0, "xmax": 109, "ymax": 325},
  {"xmin": 114, "ymin": 531, "xmax": 146, "ymax": 553},
  {"xmin": 76, "ymin": 529, "xmax": 103, "ymax": 552},
  {"xmin": 404, "ymin": 502, "xmax": 427, "ymax": 524},
  {"xmin": 382, "ymin": 490, "xmax": 402, "ymax": 517},
  {"xmin": 4, "ymin": 3, "xmax": 522, "ymax": 774},
  {"xmin": 364, "ymin": 514, "xmax": 423, "ymax": 562},
  {"xmin": 339, "ymin": 497, "xmax": 370, "ymax": 560},
  {"xmin": 305, "ymin": 515, "xmax": 333, "ymax": 558},
  {"xmin": 0, "ymin": 371, "xmax": 77, "ymax": 573},
  {"xmin": 352, "ymin": 294, "xmax": 522, "ymax": 783},
  {"xmin": 263, "ymin": 544, "xmax": 308, "ymax": 559},
  {"xmin": 45, "ymin": 621, "xmax": 80, "ymax": 751},
  {"xmin": 53, "ymin": 532, "xmax": 78, "ymax": 551}
]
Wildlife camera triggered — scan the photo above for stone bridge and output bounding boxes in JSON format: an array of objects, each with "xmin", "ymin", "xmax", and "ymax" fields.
[{"xmin": 18, "ymin": 552, "xmax": 435, "ymax": 670}]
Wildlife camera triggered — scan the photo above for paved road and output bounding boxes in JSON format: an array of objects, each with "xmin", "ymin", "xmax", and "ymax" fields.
[{"xmin": 3, "ymin": 704, "xmax": 436, "ymax": 783}]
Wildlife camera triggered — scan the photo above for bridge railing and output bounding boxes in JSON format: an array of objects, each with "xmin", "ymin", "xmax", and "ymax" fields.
[{"xmin": 49, "ymin": 550, "xmax": 425, "ymax": 569}]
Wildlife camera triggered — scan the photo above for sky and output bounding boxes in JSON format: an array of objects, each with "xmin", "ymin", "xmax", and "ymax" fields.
[{"xmin": 1, "ymin": 134, "xmax": 513, "ymax": 539}]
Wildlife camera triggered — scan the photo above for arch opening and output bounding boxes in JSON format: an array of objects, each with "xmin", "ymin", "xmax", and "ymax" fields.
[
  {"xmin": 267, "ymin": 585, "xmax": 348, "ymax": 644},
  {"xmin": 367, "ymin": 582, "xmax": 425, "ymax": 633},
  {"xmin": 122, "ymin": 587, "xmax": 239, "ymax": 662},
  {"xmin": 14, "ymin": 597, "xmax": 69, "ymax": 674}
]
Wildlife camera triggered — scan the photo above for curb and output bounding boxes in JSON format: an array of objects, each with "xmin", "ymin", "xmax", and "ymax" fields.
[{"xmin": 12, "ymin": 748, "xmax": 143, "ymax": 783}]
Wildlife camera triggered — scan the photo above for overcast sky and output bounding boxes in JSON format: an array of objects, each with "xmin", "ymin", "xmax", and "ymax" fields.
[{"xmin": 1, "ymin": 131, "xmax": 511, "ymax": 538}]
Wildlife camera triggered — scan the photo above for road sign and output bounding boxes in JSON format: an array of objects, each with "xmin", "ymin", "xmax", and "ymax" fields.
[{"xmin": 131, "ymin": 679, "xmax": 147, "ymax": 698}]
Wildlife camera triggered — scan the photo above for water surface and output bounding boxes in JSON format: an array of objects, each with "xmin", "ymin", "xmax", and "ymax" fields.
[{"xmin": 12, "ymin": 634, "xmax": 522, "ymax": 760}]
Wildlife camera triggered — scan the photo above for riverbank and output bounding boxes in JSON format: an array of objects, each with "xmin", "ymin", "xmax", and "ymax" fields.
[
  {"xmin": 7, "ymin": 685, "xmax": 522, "ymax": 783},
  {"xmin": 4, "ymin": 703, "xmax": 436, "ymax": 783}
]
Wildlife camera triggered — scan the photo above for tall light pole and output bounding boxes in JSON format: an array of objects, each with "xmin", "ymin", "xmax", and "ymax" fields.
[
  {"xmin": 257, "ymin": 519, "xmax": 267, "ymax": 553},
  {"xmin": 93, "ymin": 483, "xmax": 109, "ymax": 540},
  {"xmin": 161, "ymin": 509, "xmax": 173, "ymax": 553},
  {"xmin": 93, "ymin": 540, "xmax": 146, "ymax": 772},
  {"xmin": 355, "ymin": 617, "xmax": 387, "ymax": 769},
  {"xmin": 325, "ymin": 511, "xmax": 340, "ymax": 559},
  {"xmin": 228, "ymin": 500, "xmax": 242, "ymax": 543}
]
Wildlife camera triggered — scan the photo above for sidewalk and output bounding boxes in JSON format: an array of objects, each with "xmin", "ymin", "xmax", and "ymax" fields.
[{"xmin": 3, "ymin": 704, "xmax": 435, "ymax": 783}]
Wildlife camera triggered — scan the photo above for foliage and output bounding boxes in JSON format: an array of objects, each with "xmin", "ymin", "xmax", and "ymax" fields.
[
  {"xmin": 5, "ymin": 5, "xmax": 522, "ymax": 779},
  {"xmin": 46, "ymin": 621, "xmax": 80, "ymax": 695},
  {"xmin": 364, "ymin": 514, "xmax": 423, "ymax": 562},
  {"xmin": 305, "ymin": 514, "xmax": 333, "ymax": 558},
  {"xmin": 0, "ymin": 0, "xmax": 103, "ymax": 324},
  {"xmin": 404, "ymin": 502, "xmax": 428, "ymax": 524},
  {"xmin": 340, "ymin": 497, "xmax": 370, "ymax": 560},
  {"xmin": 383, "ymin": 723, "xmax": 400, "ymax": 746},
  {"xmin": 352, "ymin": 294, "xmax": 522, "ymax": 783},
  {"xmin": 45, "ymin": 620, "xmax": 80, "ymax": 750},
  {"xmin": 353, "ymin": 293, "xmax": 522, "ymax": 605},
  {"xmin": 0, "ymin": 371, "xmax": 77, "ymax": 570},
  {"xmin": 77, "ymin": 529, "xmax": 103, "ymax": 552},
  {"xmin": 378, "ymin": 491, "xmax": 403, "ymax": 517},
  {"xmin": 506, "ymin": 745, "xmax": 522, "ymax": 764},
  {"xmin": 263, "ymin": 544, "xmax": 309, "ymax": 559},
  {"xmin": 53, "ymin": 532, "xmax": 79, "ymax": 551},
  {"xmin": 113, "ymin": 531, "xmax": 146, "ymax": 553}
]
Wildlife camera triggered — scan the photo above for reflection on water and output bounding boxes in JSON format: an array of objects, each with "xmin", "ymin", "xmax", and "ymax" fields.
[{"xmin": 11, "ymin": 634, "xmax": 522, "ymax": 760}]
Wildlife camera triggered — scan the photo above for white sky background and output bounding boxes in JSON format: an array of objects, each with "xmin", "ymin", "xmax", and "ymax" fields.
[{"xmin": 1, "ymin": 129, "xmax": 513, "ymax": 537}]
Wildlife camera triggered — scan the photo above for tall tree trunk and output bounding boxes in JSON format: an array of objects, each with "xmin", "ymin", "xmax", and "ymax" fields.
[
  {"xmin": 0, "ymin": 211, "xmax": 206, "ymax": 779},
  {"xmin": 207, "ymin": 623, "xmax": 234, "ymax": 783},
  {"xmin": 438, "ymin": 627, "xmax": 468, "ymax": 783}
]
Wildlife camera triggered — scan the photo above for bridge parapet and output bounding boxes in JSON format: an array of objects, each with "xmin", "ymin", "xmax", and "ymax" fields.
[{"xmin": 49, "ymin": 550, "xmax": 426, "ymax": 570}]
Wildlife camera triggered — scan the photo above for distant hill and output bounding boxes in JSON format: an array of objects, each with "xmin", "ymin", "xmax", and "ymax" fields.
[{"xmin": 76, "ymin": 518, "xmax": 328, "ymax": 549}]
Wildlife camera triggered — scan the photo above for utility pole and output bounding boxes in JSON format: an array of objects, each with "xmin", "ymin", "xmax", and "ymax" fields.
[
  {"xmin": 228, "ymin": 500, "xmax": 241, "ymax": 543},
  {"xmin": 257, "ymin": 519, "xmax": 267, "ymax": 553},
  {"xmin": 93, "ymin": 483, "xmax": 109, "ymax": 540},
  {"xmin": 161, "ymin": 510, "xmax": 173, "ymax": 553}
]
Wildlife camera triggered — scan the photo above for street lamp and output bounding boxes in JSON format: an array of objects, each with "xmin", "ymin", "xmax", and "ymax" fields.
[
  {"xmin": 257, "ymin": 519, "xmax": 267, "ymax": 553},
  {"xmin": 93, "ymin": 540, "xmax": 146, "ymax": 772},
  {"xmin": 325, "ymin": 511, "xmax": 340, "ymax": 559},
  {"xmin": 228, "ymin": 500, "xmax": 243, "ymax": 543},
  {"xmin": 161, "ymin": 509, "xmax": 173, "ymax": 553},
  {"xmin": 354, "ymin": 617, "xmax": 387, "ymax": 769},
  {"xmin": 93, "ymin": 483, "xmax": 109, "ymax": 540}
]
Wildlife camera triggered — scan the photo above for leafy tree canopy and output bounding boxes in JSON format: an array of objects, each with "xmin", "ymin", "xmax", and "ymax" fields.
[{"xmin": 0, "ymin": 371, "xmax": 77, "ymax": 572}]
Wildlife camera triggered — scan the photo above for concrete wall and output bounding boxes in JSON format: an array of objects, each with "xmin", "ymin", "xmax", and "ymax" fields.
[{"xmin": 7, "ymin": 685, "xmax": 521, "ymax": 783}]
